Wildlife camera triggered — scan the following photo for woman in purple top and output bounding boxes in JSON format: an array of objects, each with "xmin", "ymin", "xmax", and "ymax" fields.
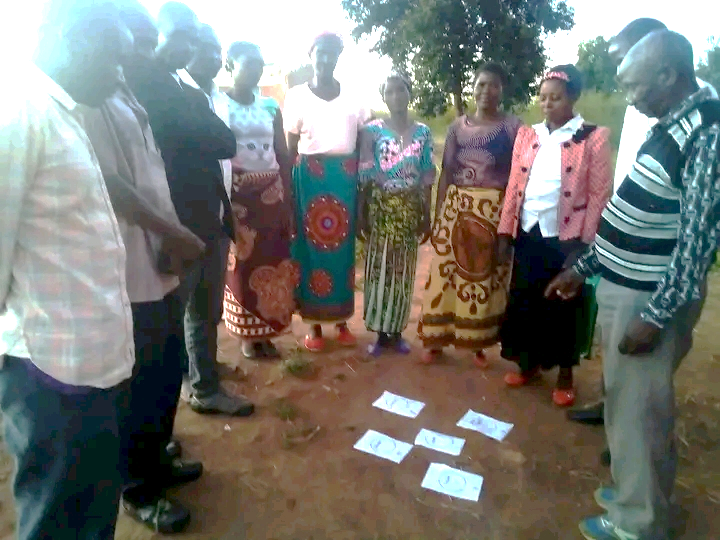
[{"xmin": 418, "ymin": 63, "xmax": 522, "ymax": 367}]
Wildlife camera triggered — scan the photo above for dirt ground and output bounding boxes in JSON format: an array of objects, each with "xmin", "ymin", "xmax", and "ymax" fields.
[{"xmin": 1, "ymin": 245, "xmax": 719, "ymax": 539}]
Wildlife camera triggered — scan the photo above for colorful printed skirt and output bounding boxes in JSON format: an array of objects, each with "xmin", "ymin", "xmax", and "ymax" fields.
[
  {"xmin": 363, "ymin": 187, "xmax": 423, "ymax": 334},
  {"xmin": 291, "ymin": 154, "xmax": 358, "ymax": 324},
  {"xmin": 418, "ymin": 185, "xmax": 511, "ymax": 350},
  {"xmin": 224, "ymin": 170, "xmax": 299, "ymax": 340}
]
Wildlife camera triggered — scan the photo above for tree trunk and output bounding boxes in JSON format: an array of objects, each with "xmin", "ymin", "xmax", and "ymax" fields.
[{"xmin": 453, "ymin": 87, "xmax": 465, "ymax": 116}]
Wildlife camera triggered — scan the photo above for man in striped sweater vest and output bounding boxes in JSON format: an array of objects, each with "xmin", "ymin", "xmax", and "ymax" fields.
[{"xmin": 547, "ymin": 31, "xmax": 720, "ymax": 540}]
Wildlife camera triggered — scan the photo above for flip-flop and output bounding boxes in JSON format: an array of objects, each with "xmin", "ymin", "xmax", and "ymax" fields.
[{"xmin": 394, "ymin": 338, "xmax": 411, "ymax": 355}]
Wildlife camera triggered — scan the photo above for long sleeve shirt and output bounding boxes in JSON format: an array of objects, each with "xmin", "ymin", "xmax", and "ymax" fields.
[{"xmin": 575, "ymin": 87, "xmax": 720, "ymax": 328}]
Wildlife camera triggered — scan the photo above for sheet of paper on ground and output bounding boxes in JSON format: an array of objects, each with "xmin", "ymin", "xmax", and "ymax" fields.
[
  {"xmin": 372, "ymin": 391, "xmax": 425, "ymax": 418},
  {"xmin": 421, "ymin": 463, "xmax": 484, "ymax": 502},
  {"xmin": 353, "ymin": 430, "xmax": 414, "ymax": 463},
  {"xmin": 414, "ymin": 428, "xmax": 465, "ymax": 456},
  {"xmin": 457, "ymin": 409, "xmax": 514, "ymax": 441}
]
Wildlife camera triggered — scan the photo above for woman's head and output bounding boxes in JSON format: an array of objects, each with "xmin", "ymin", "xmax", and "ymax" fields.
[
  {"xmin": 381, "ymin": 72, "xmax": 412, "ymax": 114},
  {"xmin": 309, "ymin": 32, "xmax": 343, "ymax": 81},
  {"xmin": 539, "ymin": 64, "xmax": 583, "ymax": 126},
  {"xmin": 226, "ymin": 41, "xmax": 264, "ymax": 90},
  {"xmin": 473, "ymin": 63, "xmax": 507, "ymax": 113}
]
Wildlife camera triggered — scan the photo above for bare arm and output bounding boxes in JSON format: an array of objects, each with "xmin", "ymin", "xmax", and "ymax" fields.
[{"xmin": 287, "ymin": 132, "xmax": 300, "ymax": 169}]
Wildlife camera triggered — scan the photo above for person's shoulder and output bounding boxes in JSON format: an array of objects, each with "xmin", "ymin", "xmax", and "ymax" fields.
[{"xmin": 258, "ymin": 95, "xmax": 280, "ymax": 112}]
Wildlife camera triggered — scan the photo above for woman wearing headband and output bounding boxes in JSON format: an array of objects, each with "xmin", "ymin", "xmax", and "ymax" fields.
[
  {"xmin": 418, "ymin": 63, "xmax": 521, "ymax": 368},
  {"xmin": 358, "ymin": 73, "xmax": 435, "ymax": 356},
  {"xmin": 497, "ymin": 64, "xmax": 612, "ymax": 406},
  {"xmin": 284, "ymin": 32, "xmax": 371, "ymax": 352}
]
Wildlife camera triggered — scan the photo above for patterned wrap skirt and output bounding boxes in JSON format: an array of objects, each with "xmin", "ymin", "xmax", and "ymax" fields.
[
  {"xmin": 418, "ymin": 185, "xmax": 511, "ymax": 350},
  {"xmin": 291, "ymin": 154, "xmax": 359, "ymax": 324},
  {"xmin": 363, "ymin": 187, "xmax": 423, "ymax": 334},
  {"xmin": 224, "ymin": 170, "xmax": 299, "ymax": 340}
]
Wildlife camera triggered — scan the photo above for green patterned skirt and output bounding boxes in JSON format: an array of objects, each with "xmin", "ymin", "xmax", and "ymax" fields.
[{"xmin": 363, "ymin": 188, "xmax": 423, "ymax": 334}]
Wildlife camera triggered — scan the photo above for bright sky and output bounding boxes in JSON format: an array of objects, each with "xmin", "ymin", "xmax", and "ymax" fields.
[{"xmin": 6, "ymin": 0, "xmax": 717, "ymax": 110}]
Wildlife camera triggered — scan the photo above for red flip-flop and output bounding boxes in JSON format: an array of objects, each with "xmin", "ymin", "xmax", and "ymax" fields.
[
  {"xmin": 552, "ymin": 388, "xmax": 576, "ymax": 407},
  {"xmin": 304, "ymin": 335, "xmax": 325, "ymax": 352}
]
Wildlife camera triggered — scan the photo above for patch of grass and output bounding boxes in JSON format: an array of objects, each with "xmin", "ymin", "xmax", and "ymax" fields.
[
  {"xmin": 272, "ymin": 398, "xmax": 299, "ymax": 421},
  {"xmin": 280, "ymin": 348, "xmax": 314, "ymax": 378}
]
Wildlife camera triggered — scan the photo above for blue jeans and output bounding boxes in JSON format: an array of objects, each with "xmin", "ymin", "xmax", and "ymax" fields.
[
  {"xmin": 0, "ymin": 356, "xmax": 125, "ymax": 540},
  {"xmin": 177, "ymin": 236, "xmax": 229, "ymax": 398}
]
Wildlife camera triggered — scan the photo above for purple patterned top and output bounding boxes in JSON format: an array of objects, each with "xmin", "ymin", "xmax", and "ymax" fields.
[{"xmin": 443, "ymin": 114, "xmax": 522, "ymax": 190}]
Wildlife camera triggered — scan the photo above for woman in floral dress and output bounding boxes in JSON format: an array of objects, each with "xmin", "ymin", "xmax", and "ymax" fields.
[
  {"xmin": 358, "ymin": 73, "xmax": 436, "ymax": 356},
  {"xmin": 223, "ymin": 42, "xmax": 298, "ymax": 358}
]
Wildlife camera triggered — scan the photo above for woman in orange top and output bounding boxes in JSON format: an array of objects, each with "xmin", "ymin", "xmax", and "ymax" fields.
[{"xmin": 497, "ymin": 65, "xmax": 612, "ymax": 407}]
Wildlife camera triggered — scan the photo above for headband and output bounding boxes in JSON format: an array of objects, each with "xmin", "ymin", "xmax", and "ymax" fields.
[{"xmin": 543, "ymin": 70, "xmax": 570, "ymax": 82}]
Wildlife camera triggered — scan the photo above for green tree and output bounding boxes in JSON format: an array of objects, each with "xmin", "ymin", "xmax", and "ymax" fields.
[
  {"xmin": 576, "ymin": 36, "xmax": 618, "ymax": 93},
  {"xmin": 696, "ymin": 37, "xmax": 720, "ymax": 95},
  {"xmin": 341, "ymin": 0, "xmax": 574, "ymax": 116}
]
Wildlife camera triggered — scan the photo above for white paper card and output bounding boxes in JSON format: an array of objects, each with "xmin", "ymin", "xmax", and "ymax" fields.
[
  {"xmin": 457, "ymin": 409, "xmax": 514, "ymax": 441},
  {"xmin": 421, "ymin": 463, "xmax": 484, "ymax": 501},
  {"xmin": 414, "ymin": 429, "xmax": 465, "ymax": 456},
  {"xmin": 353, "ymin": 430, "xmax": 413, "ymax": 463},
  {"xmin": 372, "ymin": 391, "xmax": 425, "ymax": 418}
]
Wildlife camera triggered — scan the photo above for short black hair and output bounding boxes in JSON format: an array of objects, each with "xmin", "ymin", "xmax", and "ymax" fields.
[
  {"xmin": 473, "ymin": 62, "xmax": 508, "ymax": 88},
  {"xmin": 227, "ymin": 41, "xmax": 261, "ymax": 61},
  {"xmin": 157, "ymin": 1, "xmax": 197, "ymax": 27},
  {"xmin": 544, "ymin": 64, "xmax": 584, "ymax": 101},
  {"xmin": 309, "ymin": 32, "xmax": 343, "ymax": 56},
  {"xmin": 638, "ymin": 30, "xmax": 696, "ymax": 81},
  {"xmin": 615, "ymin": 18, "xmax": 667, "ymax": 48}
]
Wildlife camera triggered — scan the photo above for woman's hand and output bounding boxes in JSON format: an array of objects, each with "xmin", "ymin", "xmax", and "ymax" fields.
[{"xmin": 544, "ymin": 268, "xmax": 585, "ymax": 300}]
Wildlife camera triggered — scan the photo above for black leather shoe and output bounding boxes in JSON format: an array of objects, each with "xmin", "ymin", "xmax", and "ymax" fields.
[
  {"xmin": 122, "ymin": 495, "xmax": 190, "ymax": 534},
  {"xmin": 165, "ymin": 440, "xmax": 182, "ymax": 460},
  {"xmin": 162, "ymin": 459, "xmax": 203, "ymax": 489},
  {"xmin": 566, "ymin": 401, "xmax": 604, "ymax": 425},
  {"xmin": 600, "ymin": 448, "xmax": 611, "ymax": 467}
]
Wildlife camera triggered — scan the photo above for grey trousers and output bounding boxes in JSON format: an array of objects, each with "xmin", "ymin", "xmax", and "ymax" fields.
[
  {"xmin": 596, "ymin": 278, "xmax": 705, "ymax": 539},
  {"xmin": 178, "ymin": 236, "xmax": 230, "ymax": 398}
]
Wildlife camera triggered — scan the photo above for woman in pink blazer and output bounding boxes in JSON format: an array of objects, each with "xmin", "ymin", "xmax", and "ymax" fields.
[{"xmin": 497, "ymin": 65, "xmax": 612, "ymax": 407}]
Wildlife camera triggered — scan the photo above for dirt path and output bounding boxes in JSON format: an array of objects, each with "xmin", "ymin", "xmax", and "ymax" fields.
[{"xmin": 1, "ymin": 246, "xmax": 719, "ymax": 539}]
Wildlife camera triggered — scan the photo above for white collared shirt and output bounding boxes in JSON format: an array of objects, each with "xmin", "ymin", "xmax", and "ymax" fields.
[
  {"xmin": 613, "ymin": 78, "xmax": 718, "ymax": 193},
  {"xmin": 0, "ymin": 64, "xmax": 134, "ymax": 388},
  {"xmin": 522, "ymin": 114, "xmax": 585, "ymax": 238},
  {"xmin": 178, "ymin": 69, "xmax": 233, "ymax": 203}
]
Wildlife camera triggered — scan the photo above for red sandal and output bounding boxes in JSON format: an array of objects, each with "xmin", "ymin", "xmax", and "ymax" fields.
[
  {"xmin": 504, "ymin": 368, "xmax": 541, "ymax": 387},
  {"xmin": 473, "ymin": 351, "xmax": 490, "ymax": 369},
  {"xmin": 552, "ymin": 388, "xmax": 576, "ymax": 407},
  {"xmin": 304, "ymin": 335, "xmax": 325, "ymax": 352}
]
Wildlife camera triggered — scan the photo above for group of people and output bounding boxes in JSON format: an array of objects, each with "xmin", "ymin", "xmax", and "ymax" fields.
[{"xmin": 1, "ymin": 0, "xmax": 719, "ymax": 537}]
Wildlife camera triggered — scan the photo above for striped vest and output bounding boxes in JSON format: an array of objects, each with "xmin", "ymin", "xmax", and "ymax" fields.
[{"xmin": 596, "ymin": 98, "xmax": 720, "ymax": 291}]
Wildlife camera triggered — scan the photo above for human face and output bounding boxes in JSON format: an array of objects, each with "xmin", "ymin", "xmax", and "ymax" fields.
[
  {"xmin": 474, "ymin": 71, "xmax": 503, "ymax": 113},
  {"xmin": 311, "ymin": 40, "xmax": 340, "ymax": 81},
  {"xmin": 156, "ymin": 16, "xmax": 199, "ymax": 71},
  {"xmin": 187, "ymin": 30, "xmax": 223, "ymax": 83},
  {"xmin": 617, "ymin": 56, "xmax": 671, "ymax": 118},
  {"xmin": 229, "ymin": 49, "xmax": 265, "ymax": 91},
  {"xmin": 63, "ymin": 19, "xmax": 132, "ymax": 106},
  {"xmin": 539, "ymin": 79, "xmax": 574, "ymax": 127},
  {"xmin": 132, "ymin": 23, "xmax": 159, "ymax": 61},
  {"xmin": 383, "ymin": 78, "xmax": 410, "ymax": 115}
]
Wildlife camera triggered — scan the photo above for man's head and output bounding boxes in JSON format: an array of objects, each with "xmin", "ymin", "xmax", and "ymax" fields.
[
  {"xmin": 226, "ymin": 41, "xmax": 265, "ymax": 91},
  {"xmin": 118, "ymin": 0, "xmax": 158, "ymax": 63},
  {"xmin": 35, "ymin": 0, "xmax": 132, "ymax": 107},
  {"xmin": 186, "ymin": 24, "xmax": 222, "ymax": 86},
  {"xmin": 309, "ymin": 32, "xmax": 343, "ymax": 82},
  {"xmin": 155, "ymin": 2, "xmax": 199, "ymax": 71},
  {"xmin": 617, "ymin": 30, "xmax": 697, "ymax": 119},
  {"xmin": 609, "ymin": 18, "xmax": 667, "ymax": 67}
]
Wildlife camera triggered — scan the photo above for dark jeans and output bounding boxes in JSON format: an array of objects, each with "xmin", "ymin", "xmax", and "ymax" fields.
[
  {"xmin": 0, "ymin": 356, "xmax": 125, "ymax": 540},
  {"xmin": 177, "ymin": 236, "xmax": 229, "ymax": 399},
  {"xmin": 121, "ymin": 293, "xmax": 185, "ymax": 505},
  {"xmin": 500, "ymin": 225, "xmax": 586, "ymax": 371}
]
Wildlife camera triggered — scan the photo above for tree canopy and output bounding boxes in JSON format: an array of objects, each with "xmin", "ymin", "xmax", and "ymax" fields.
[
  {"xmin": 341, "ymin": 0, "xmax": 574, "ymax": 116},
  {"xmin": 696, "ymin": 39, "xmax": 720, "ymax": 95},
  {"xmin": 576, "ymin": 36, "xmax": 618, "ymax": 93}
]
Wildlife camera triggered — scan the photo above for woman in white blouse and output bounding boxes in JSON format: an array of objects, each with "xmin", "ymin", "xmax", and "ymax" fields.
[{"xmin": 284, "ymin": 31, "xmax": 370, "ymax": 352}]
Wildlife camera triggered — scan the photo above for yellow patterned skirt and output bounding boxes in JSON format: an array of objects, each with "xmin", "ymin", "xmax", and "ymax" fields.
[{"xmin": 417, "ymin": 185, "xmax": 511, "ymax": 350}]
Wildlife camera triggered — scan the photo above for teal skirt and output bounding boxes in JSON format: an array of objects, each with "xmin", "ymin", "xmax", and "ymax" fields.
[
  {"xmin": 576, "ymin": 275, "xmax": 600, "ymax": 359},
  {"xmin": 291, "ymin": 154, "xmax": 358, "ymax": 323}
]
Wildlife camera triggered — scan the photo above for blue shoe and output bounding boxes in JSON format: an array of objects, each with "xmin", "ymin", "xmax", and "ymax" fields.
[
  {"xmin": 594, "ymin": 486, "xmax": 618, "ymax": 510},
  {"xmin": 579, "ymin": 515, "xmax": 639, "ymax": 540}
]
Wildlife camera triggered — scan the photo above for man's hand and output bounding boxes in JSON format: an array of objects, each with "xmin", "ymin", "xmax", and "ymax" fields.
[
  {"xmin": 618, "ymin": 316, "xmax": 663, "ymax": 355},
  {"xmin": 544, "ymin": 268, "xmax": 585, "ymax": 300},
  {"xmin": 158, "ymin": 227, "xmax": 206, "ymax": 276}
]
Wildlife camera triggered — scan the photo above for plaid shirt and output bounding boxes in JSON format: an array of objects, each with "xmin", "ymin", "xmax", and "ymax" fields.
[
  {"xmin": 0, "ymin": 65, "xmax": 134, "ymax": 388},
  {"xmin": 575, "ymin": 87, "xmax": 720, "ymax": 328}
]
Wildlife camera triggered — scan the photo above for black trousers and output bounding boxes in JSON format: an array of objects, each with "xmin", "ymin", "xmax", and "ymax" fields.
[
  {"xmin": 500, "ymin": 225, "xmax": 586, "ymax": 372},
  {"xmin": 120, "ymin": 291, "xmax": 185, "ymax": 504}
]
